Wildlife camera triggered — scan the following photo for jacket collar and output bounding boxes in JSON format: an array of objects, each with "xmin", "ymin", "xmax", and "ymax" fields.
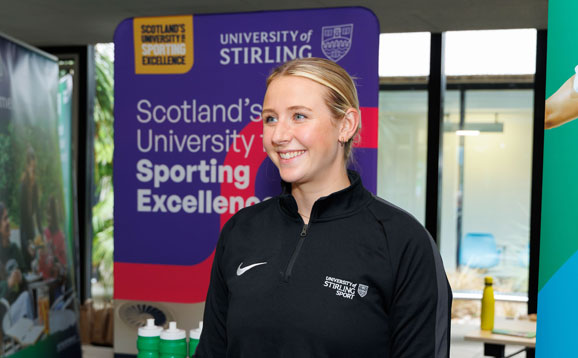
[{"xmin": 278, "ymin": 170, "xmax": 373, "ymax": 222}]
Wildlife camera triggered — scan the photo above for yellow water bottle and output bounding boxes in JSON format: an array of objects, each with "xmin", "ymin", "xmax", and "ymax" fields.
[{"xmin": 481, "ymin": 276, "xmax": 495, "ymax": 331}]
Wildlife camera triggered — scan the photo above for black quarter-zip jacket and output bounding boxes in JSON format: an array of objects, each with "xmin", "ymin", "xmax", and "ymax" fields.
[{"xmin": 195, "ymin": 171, "xmax": 452, "ymax": 358}]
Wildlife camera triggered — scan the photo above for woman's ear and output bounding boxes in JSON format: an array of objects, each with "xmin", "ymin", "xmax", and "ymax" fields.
[{"xmin": 340, "ymin": 108, "xmax": 360, "ymax": 142}]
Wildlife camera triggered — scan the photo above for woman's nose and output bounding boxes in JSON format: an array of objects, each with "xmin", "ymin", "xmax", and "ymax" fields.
[{"xmin": 271, "ymin": 118, "xmax": 292, "ymax": 145}]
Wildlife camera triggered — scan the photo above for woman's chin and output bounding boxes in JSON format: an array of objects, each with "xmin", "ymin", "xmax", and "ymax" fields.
[{"xmin": 278, "ymin": 170, "xmax": 304, "ymax": 185}]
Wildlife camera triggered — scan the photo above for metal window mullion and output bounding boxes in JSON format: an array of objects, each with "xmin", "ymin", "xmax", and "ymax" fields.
[
  {"xmin": 528, "ymin": 29, "xmax": 547, "ymax": 316},
  {"xmin": 425, "ymin": 33, "xmax": 446, "ymax": 243}
]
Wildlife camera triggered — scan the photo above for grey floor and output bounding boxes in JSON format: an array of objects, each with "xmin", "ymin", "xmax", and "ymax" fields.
[{"xmin": 82, "ymin": 318, "xmax": 529, "ymax": 358}]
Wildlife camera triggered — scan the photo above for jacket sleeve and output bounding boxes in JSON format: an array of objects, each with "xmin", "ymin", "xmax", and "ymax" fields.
[
  {"xmin": 387, "ymin": 220, "xmax": 452, "ymax": 358},
  {"xmin": 194, "ymin": 225, "xmax": 230, "ymax": 358}
]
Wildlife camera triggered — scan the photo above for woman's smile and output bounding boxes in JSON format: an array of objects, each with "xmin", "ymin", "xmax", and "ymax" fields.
[{"xmin": 278, "ymin": 150, "xmax": 306, "ymax": 160}]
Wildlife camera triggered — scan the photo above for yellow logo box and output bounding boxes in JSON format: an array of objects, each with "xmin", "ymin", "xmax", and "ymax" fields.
[{"xmin": 133, "ymin": 15, "xmax": 194, "ymax": 74}]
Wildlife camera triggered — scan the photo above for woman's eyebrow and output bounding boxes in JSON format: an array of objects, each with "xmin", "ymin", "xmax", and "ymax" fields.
[{"xmin": 287, "ymin": 105, "xmax": 313, "ymax": 112}]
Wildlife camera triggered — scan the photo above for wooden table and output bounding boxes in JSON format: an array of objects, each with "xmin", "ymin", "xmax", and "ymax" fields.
[{"xmin": 464, "ymin": 318, "xmax": 536, "ymax": 358}]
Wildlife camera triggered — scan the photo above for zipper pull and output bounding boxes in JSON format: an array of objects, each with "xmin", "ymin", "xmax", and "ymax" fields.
[{"xmin": 300, "ymin": 224, "xmax": 308, "ymax": 237}]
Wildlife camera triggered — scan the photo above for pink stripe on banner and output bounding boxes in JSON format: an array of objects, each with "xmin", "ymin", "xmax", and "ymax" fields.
[
  {"xmin": 357, "ymin": 107, "xmax": 378, "ymax": 149},
  {"xmin": 114, "ymin": 252, "xmax": 214, "ymax": 303}
]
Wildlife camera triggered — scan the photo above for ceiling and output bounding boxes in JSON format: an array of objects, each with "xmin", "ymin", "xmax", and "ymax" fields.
[{"xmin": 0, "ymin": 0, "xmax": 548, "ymax": 47}]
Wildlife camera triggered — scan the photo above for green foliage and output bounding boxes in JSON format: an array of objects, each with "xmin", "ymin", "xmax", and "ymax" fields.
[
  {"xmin": 92, "ymin": 44, "xmax": 114, "ymax": 298},
  {"xmin": 8, "ymin": 112, "xmax": 64, "ymax": 228},
  {"xmin": 92, "ymin": 177, "xmax": 113, "ymax": 294},
  {"xmin": 0, "ymin": 125, "xmax": 13, "ymax": 206},
  {"xmin": 94, "ymin": 45, "xmax": 114, "ymax": 191}
]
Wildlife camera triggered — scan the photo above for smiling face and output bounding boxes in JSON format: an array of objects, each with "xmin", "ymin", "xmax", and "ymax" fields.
[{"xmin": 262, "ymin": 75, "xmax": 346, "ymax": 187}]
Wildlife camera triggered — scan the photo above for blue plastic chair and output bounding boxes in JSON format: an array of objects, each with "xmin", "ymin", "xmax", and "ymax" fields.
[{"xmin": 458, "ymin": 232, "xmax": 501, "ymax": 269}]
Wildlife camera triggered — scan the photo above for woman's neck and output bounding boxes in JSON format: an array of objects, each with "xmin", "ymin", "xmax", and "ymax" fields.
[{"xmin": 292, "ymin": 170, "xmax": 351, "ymax": 224}]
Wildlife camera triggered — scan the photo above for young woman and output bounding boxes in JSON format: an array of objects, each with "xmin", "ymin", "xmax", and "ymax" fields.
[{"xmin": 195, "ymin": 58, "xmax": 452, "ymax": 358}]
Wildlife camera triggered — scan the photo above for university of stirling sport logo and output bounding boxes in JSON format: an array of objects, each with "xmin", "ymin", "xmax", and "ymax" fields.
[
  {"xmin": 321, "ymin": 24, "xmax": 354, "ymax": 62},
  {"xmin": 324, "ymin": 275, "xmax": 368, "ymax": 300}
]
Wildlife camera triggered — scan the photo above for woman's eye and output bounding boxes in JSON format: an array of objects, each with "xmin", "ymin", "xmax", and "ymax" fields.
[
  {"xmin": 264, "ymin": 116, "xmax": 277, "ymax": 123},
  {"xmin": 294, "ymin": 113, "xmax": 306, "ymax": 120}
]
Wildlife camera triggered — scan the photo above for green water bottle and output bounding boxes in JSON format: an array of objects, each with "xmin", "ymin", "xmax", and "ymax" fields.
[
  {"xmin": 137, "ymin": 318, "xmax": 162, "ymax": 358},
  {"xmin": 160, "ymin": 321, "xmax": 187, "ymax": 358},
  {"xmin": 481, "ymin": 276, "xmax": 495, "ymax": 331},
  {"xmin": 189, "ymin": 321, "xmax": 203, "ymax": 357}
]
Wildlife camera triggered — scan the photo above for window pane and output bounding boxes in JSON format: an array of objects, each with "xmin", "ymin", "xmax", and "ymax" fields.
[
  {"xmin": 440, "ymin": 89, "xmax": 533, "ymax": 305},
  {"xmin": 379, "ymin": 33, "xmax": 430, "ymax": 77},
  {"xmin": 377, "ymin": 90, "xmax": 428, "ymax": 223},
  {"xmin": 445, "ymin": 29, "xmax": 537, "ymax": 76}
]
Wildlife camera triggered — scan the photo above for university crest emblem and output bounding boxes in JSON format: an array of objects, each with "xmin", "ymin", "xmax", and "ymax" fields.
[
  {"xmin": 321, "ymin": 24, "xmax": 354, "ymax": 62},
  {"xmin": 357, "ymin": 284, "xmax": 368, "ymax": 298}
]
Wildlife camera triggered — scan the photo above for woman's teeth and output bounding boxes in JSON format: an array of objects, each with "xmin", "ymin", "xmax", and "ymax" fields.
[{"xmin": 279, "ymin": 150, "xmax": 305, "ymax": 159}]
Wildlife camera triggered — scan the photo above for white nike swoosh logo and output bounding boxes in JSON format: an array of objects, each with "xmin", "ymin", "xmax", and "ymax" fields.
[{"xmin": 236, "ymin": 262, "xmax": 267, "ymax": 276}]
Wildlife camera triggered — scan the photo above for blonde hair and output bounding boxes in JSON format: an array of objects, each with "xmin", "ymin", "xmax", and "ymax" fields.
[{"xmin": 266, "ymin": 57, "xmax": 361, "ymax": 161}]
